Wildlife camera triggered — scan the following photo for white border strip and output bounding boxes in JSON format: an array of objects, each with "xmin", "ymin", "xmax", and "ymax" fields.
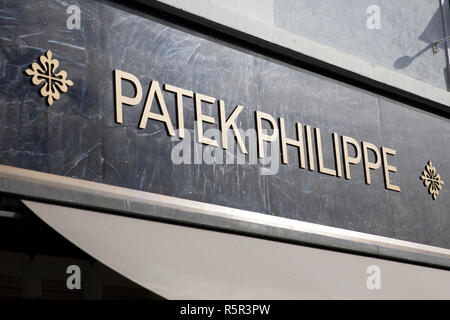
[
  {"xmin": 150, "ymin": 0, "xmax": 450, "ymax": 107},
  {"xmin": 1, "ymin": 164, "xmax": 450, "ymax": 260}
]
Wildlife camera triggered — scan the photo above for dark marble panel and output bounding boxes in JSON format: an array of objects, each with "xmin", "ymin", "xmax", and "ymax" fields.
[
  {"xmin": 379, "ymin": 98, "xmax": 450, "ymax": 247},
  {"xmin": 0, "ymin": 0, "xmax": 449, "ymax": 248},
  {"xmin": 0, "ymin": 0, "xmax": 103, "ymax": 182}
]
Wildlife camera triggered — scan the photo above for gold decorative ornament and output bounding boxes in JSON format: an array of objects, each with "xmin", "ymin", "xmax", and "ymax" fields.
[
  {"xmin": 420, "ymin": 161, "xmax": 444, "ymax": 200},
  {"xmin": 25, "ymin": 50, "xmax": 73, "ymax": 105}
]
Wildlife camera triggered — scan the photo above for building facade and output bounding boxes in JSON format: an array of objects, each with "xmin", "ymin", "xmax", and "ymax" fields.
[{"xmin": 1, "ymin": 0, "xmax": 450, "ymax": 299}]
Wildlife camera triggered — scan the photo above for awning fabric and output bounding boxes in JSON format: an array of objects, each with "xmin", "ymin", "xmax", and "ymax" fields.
[{"xmin": 23, "ymin": 200, "xmax": 450, "ymax": 299}]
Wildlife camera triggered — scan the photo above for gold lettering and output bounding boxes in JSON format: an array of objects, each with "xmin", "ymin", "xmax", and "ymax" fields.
[
  {"xmin": 164, "ymin": 84, "xmax": 193, "ymax": 139},
  {"xmin": 305, "ymin": 125, "xmax": 315, "ymax": 171},
  {"xmin": 333, "ymin": 133, "xmax": 343, "ymax": 177},
  {"xmin": 114, "ymin": 69, "xmax": 142, "ymax": 124},
  {"xmin": 381, "ymin": 147, "xmax": 401, "ymax": 192},
  {"xmin": 139, "ymin": 80, "xmax": 175, "ymax": 136},
  {"xmin": 315, "ymin": 128, "xmax": 336, "ymax": 176},
  {"xmin": 279, "ymin": 118, "xmax": 305, "ymax": 168},
  {"xmin": 195, "ymin": 93, "xmax": 219, "ymax": 147},
  {"xmin": 219, "ymin": 101, "xmax": 247, "ymax": 154},
  {"xmin": 342, "ymin": 135, "xmax": 361, "ymax": 180},
  {"xmin": 362, "ymin": 141, "xmax": 381, "ymax": 185},
  {"xmin": 255, "ymin": 111, "xmax": 278, "ymax": 159}
]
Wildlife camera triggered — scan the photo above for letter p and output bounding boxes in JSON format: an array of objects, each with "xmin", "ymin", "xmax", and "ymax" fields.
[{"xmin": 114, "ymin": 69, "xmax": 143, "ymax": 123}]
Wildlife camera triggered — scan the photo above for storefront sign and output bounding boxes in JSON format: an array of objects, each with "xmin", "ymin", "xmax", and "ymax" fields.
[{"xmin": 113, "ymin": 69, "xmax": 402, "ymax": 192}]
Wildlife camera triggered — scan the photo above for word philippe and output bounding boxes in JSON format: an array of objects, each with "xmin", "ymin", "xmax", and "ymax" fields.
[{"xmin": 113, "ymin": 69, "xmax": 400, "ymax": 192}]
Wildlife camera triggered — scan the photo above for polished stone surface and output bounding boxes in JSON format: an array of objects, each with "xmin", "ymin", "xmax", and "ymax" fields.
[{"xmin": 0, "ymin": 0, "xmax": 449, "ymax": 249}]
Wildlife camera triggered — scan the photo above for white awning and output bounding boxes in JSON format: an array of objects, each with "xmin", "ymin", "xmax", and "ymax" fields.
[{"xmin": 23, "ymin": 200, "xmax": 450, "ymax": 299}]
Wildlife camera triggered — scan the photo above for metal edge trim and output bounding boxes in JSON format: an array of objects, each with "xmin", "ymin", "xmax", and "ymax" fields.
[{"xmin": 1, "ymin": 164, "xmax": 450, "ymax": 269}]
